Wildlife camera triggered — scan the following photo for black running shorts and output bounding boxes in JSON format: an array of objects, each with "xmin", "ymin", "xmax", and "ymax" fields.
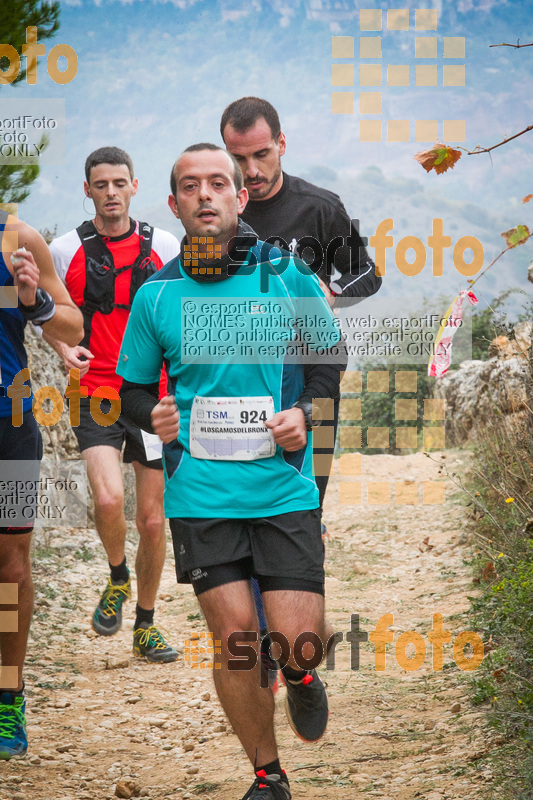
[
  {"xmin": 169, "ymin": 508, "xmax": 324, "ymax": 595},
  {"xmin": 72, "ymin": 397, "xmax": 163, "ymax": 469},
  {"xmin": 0, "ymin": 411, "xmax": 42, "ymax": 533}
]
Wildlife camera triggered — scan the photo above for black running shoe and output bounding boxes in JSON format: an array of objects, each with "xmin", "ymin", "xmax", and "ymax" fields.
[
  {"xmin": 283, "ymin": 669, "xmax": 328, "ymax": 742},
  {"xmin": 241, "ymin": 771, "xmax": 291, "ymax": 800},
  {"xmin": 92, "ymin": 574, "xmax": 132, "ymax": 636}
]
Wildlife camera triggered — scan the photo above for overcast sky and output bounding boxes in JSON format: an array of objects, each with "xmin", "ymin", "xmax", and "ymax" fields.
[{"xmin": 3, "ymin": 0, "xmax": 533, "ymax": 312}]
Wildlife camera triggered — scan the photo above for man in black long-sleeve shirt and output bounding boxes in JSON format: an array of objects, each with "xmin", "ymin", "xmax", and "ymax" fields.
[
  {"xmin": 221, "ymin": 97, "xmax": 382, "ymax": 509},
  {"xmin": 221, "ymin": 96, "xmax": 382, "ymax": 305}
]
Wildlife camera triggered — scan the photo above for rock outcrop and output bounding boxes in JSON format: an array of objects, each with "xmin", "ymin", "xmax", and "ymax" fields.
[
  {"xmin": 434, "ymin": 322, "xmax": 532, "ymax": 446},
  {"xmin": 25, "ymin": 324, "xmax": 79, "ymax": 459},
  {"xmin": 25, "ymin": 325, "xmax": 137, "ymax": 523}
]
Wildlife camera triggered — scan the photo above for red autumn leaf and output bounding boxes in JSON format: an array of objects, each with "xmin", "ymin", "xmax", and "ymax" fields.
[
  {"xmin": 522, "ymin": 194, "xmax": 533, "ymax": 203},
  {"xmin": 501, "ymin": 224, "xmax": 531, "ymax": 248},
  {"xmin": 414, "ymin": 143, "xmax": 462, "ymax": 174}
]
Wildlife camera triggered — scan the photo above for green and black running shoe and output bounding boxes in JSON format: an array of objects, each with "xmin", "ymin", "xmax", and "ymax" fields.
[
  {"xmin": 0, "ymin": 692, "xmax": 27, "ymax": 760},
  {"xmin": 91, "ymin": 573, "xmax": 132, "ymax": 636},
  {"xmin": 132, "ymin": 623, "xmax": 179, "ymax": 663}
]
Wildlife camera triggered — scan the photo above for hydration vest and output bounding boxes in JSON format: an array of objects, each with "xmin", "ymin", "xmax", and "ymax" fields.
[{"xmin": 76, "ymin": 220, "xmax": 157, "ymax": 349}]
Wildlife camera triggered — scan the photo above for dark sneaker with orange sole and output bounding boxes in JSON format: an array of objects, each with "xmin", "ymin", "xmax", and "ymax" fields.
[{"xmin": 283, "ymin": 669, "xmax": 329, "ymax": 742}]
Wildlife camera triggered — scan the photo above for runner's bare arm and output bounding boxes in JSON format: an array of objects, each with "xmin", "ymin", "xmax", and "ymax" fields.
[
  {"xmin": 6, "ymin": 218, "xmax": 83, "ymax": 346},
  {"xmin": 41, "ymin": 329, "xmax": 94, "ymax": 377}
]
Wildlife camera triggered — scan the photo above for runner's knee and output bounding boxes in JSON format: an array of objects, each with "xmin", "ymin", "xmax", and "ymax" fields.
[
  {"xmin": 0, "ymin": 549, "xmax": 32, "ymax": 586},
  {"xmin": 94, "ymin": 489, "xmax": 124, "ymax": 520},
  {"xmin": 202, "ymin": 611, "xmax": 258, "ymax": 658},
  {"xmin": 219, "ymin": 619, "xmax": 259, "ymax": 662},
  {"xmin": 136, "ymin": 510, "xmax": 165, "ymax": 539}
]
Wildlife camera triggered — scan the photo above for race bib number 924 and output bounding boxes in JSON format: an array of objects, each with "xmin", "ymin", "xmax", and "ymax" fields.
[{"xmin": 190, "ymin": 396, "xmax": 276, "ymax": 461}]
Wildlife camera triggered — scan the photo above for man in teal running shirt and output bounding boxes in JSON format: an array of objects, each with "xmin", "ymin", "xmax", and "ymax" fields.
[{"xmin": 117, "ymin": 143, "xmax": 345, "ymax": 800}]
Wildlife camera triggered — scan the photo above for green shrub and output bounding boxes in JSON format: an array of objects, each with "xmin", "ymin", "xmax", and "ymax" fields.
[{"xmin": 463, "ymin": 407, "xmax": 533, "ymax": 795}]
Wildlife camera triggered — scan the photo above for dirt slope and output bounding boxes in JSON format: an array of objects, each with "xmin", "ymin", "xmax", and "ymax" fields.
[{"xmin": 1, "ymin": 451, "xmax": 497, "ymax": 800}]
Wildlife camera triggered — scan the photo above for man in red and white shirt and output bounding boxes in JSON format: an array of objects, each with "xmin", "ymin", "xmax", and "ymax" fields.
[{"xmin": 47, "ymin": 146, "xmax": 180, "ymax": 662}]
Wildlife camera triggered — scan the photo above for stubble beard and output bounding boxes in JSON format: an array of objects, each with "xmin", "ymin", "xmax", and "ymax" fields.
[{"xmin": 246, "ymin": 164, "xmax": 282, "ymax": 201}]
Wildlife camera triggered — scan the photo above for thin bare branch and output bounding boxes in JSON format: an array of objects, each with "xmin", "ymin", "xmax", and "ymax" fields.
[
  {"xmin": 460, "ymin": 125, "xmax": 533, "ymax": 156},
  {"xmin": 468, "ymin": 234, "xmax": 533, "ymax": 289},
  {"xmin": 489, "ymin": 40, "xmax": 533, "ymax": 48},
  {"xmin": 468, "ymin": 245, "xmax": 514, "ymax": 288}
]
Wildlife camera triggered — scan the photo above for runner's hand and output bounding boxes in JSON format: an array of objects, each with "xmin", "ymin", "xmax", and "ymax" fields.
[
  {"xmin": 318, "ymin": 278, "xmax": 335, "ymax": 308},
  {"xmin": 265, "ymin": 407, "xmax": 307, "ymax": 451},
  {"xmin": 11, "ymin": 248, "xmax": 39, "ymax": 307},
  {"xmin": 152, "ymin": 395, "xmax": 180, "ymax": 443},
  {"xmin": 62, "ymin": 345, "xmax": 94, "ymax": 377}
]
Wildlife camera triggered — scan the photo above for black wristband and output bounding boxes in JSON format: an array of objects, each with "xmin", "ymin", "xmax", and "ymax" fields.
[
  {"xmin": 18, "ymin": 287, "xmax": 56, "ymax": 325},
  {"xmin": 292, "ymin": 401, "xmax": 321, "ymax": 431}
]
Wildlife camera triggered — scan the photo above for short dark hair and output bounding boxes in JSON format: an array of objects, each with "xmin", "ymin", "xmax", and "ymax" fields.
[
  {"xmin": 220, "ymin": 97, "xmax": 281, "ymax": 142},
  {"xmin": 85, "ymin": 146, "xmax": 134, "ymax": 182},
  {"xmin": 169, "ymin": 142, "xmax": 243, "ymax": 196}
]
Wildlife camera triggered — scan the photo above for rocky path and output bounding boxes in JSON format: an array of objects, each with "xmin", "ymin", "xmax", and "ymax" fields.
[{"xmin": 1, "ymin": 450, "xmax": 497, "ymax": 800}]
